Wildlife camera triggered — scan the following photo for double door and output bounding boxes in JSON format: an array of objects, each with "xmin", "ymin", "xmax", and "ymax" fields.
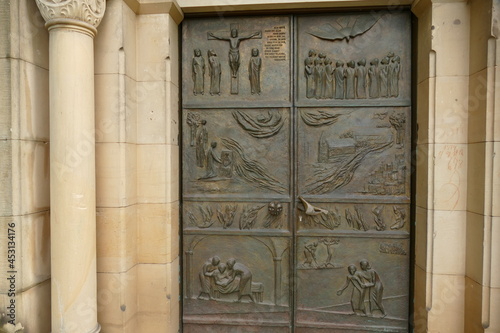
[{"xmin": 181, "ymin": 11, "xmax": 411, "ymax": 332}]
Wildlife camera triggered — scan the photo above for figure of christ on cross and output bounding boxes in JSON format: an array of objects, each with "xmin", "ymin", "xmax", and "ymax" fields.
[{"xmin": 208, "ymin": 25, "xmax": 261, "ymax": 94}]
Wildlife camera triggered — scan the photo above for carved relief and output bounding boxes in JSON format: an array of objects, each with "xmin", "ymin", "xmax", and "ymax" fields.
[
  {"xmin": 372, "ymin": 205, "xmax": 386, "ymax": 231},
  {"xmin": 199, "ymin": 142, "xmax": 221, "ymax": 179},
  {"xmin": 188, "ymin": 206, "xmax": 215, "ymax": 229},
  {"xmin": 216, "ymin": 205, "xmax": 237, "ymax": 229},
  {"xmin": 195, "ymin": 120, "xmax": 208, "ymax": 167},
  {"xmin": 208, "ymin": 50, "xmax": 221, "ymax": 95},
  {"xmin": 300, "ymin": 109, "xmax": 344, "ymax": 127},
  {"xmin": 307, "ymin": 14, "xmax": 379, "ymax": 42},
  {"xmin": 185, "ymin": 202, "xmax": 288, "ymax": 230},
  {"xmin": 239, "ymin": 204, "xmax": 265, "ymax": 230},
  {"xmin": 334, "ymin": 61, "xmax": 345, "ymax": 99},
  {"xmin": 355, "ymin": 59, "xmax": 368, "ymax": 99},
  {"xmin": 232, "ymin": 110, "xmax": 285, "ymax": 138},
  {"xmin": 347, "ymin": 206, "xmax": 368, "ymax": 231},
  {"xmin": 306, "ymin": 128, "xmax": 393, "ymax": 194},
  {"xmin": 221, "ymin": 138, "xmax": 287, "ymax": 193},
  {"xmin": 192, "ymin": 49, "xmax": 205, "ymax": 95},
  {"xmin": 359, "ymin": 153, "xmax": 406, "ymax": 195},
  {"xmin": 249, "ymin": 48, "xmax": 262, "ymax": 94},
  {"xmin": 379, "ymin": 242, "xmax": 407, "ymax": 255},
  {"xmin": 368, "ymin": 58, "xmax": 380, "ymax": 98},
  {"xmin": 389, "ymin": 111, "xmax": 406, "ymax": 147},
  {"xmin": 299, "ymin": 238, "xmax": 342, "ymax": 269},
  {"xmin": 303, "ymin": 51, "xmax": 402, "ymax": 100},
  {"xmin": 298, "ymin": 197, "xmax": 342, "ymax": 230},
  {"xmin": 35, "ymin": 0, "xmax": 106, "ymax": 28},
  {"xmin": 208, "ymin": 25, "xmax": 262, "ymax": 94},
  {"xmin": 305, "ymin": 50, "xmax": 317, "ymax": 98},
  {"xmin": 391, "ymin": 206, "xmax": 407, "ymax": 230},
  {"xmin": 298, "ymin": 202, "xmax": 409, "ymax": 232},
  {"xmin": 337, "ymin": 260, "xmax": 386, "ymax": 318},
  {"xmin": 198, "ymin": 256, "xmax": 262, "ymax": 303},
  {"xmin": 263, "ymin": 201, "xmax": 284, "ymax": 229},
  {"xmin": 186, "ymin": 112, "xmax": 201, "ymax": 147}
]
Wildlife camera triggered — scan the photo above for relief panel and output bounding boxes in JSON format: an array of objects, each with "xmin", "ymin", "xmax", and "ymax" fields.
[
  {"xmin": 295, "ymin": 236, "xmax": 409, "ymax": 331},
  {"xmin": 183, "ymin": 201, "xmax": 290, "ymax": 231},
  {"xmin": 297, "ymin": 107, "xmax": 411, "ymax": 200},
  {"xmin": 297, "ymin": 200, "xmax": 410, "ymax": 233},
  {"xmin": 296, "ymin": 12, "xmax": 411, "ymax": 107},
  {"xmin": 183, "ymin": 108, "xmax": 291, "ymax": 199},
  {"xmin": 183, "ymin": 235, "xmax": 291, "ymax": 329},
  {"xmin": 182, "ymin": 16, "xmax": 292, "ymax": 107}
]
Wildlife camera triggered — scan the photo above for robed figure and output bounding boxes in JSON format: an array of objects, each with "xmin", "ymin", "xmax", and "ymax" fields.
[
  {"xmin": 192, "ymin": 48, "xmax": 205, "ymax": 95},
  {"xmin": 248, "ymin": 48, "xmax": 262, "ymax": 95},
  {"xmin": 208, "ymin": 50, "xmax": 221, "ymax": 95}
]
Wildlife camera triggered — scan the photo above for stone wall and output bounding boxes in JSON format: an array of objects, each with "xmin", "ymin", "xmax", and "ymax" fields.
[
  {"xmin": 94, "ymin": 0, "xmax": 182, "ymax": 331},
  {"xmin": 0, "ymin": 0, "xmax": 51, "ymax": 332}
]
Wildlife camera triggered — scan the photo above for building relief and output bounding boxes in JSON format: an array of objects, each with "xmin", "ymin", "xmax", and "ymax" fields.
[{"xmin": 297, "ymin": 107, "xmax": 410, "ymax": 198}]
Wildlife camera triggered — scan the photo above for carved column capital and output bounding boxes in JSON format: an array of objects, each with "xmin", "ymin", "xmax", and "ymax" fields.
[{"xmin": 35, "ymin": 0, "xmax": 106, "ymax": 35}]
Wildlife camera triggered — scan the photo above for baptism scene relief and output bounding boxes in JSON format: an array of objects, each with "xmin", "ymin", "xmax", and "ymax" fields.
[{"xmin": 183, "ymin": 109, "xmax": 290, "ymax": 197}]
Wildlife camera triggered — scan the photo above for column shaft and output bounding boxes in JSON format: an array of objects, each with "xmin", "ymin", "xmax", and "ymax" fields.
[{"xmin": 49, "ymin": 24, "xmax": 99, "ymax": 333}]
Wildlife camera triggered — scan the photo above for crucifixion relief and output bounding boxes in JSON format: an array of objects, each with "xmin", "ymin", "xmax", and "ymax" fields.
[{"xmin": 208, "ymin": 24, "xmax": 262, "ymax": 94}]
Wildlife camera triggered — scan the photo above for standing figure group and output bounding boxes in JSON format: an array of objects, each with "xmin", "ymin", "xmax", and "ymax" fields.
[
  {"xmin": 337, "ymin": 260, "xmax": 386, "ymax": 317},
  {"xmin": 304, "ymin": 49, "xmax": 401, "ymax": 100},
  {"xmin": 192, "ymin": 49, "xmax": 221, "ymax": 95},
  {"xmin": 191, "ymin": 47, "xmax": 262, "ymax": 95}
]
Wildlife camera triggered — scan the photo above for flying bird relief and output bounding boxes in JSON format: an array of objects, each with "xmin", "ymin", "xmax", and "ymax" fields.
[
  {"xmin": 232, "ymin": 110, "xmax": 285, "ymax": 138},
  {"xmin": 307, "ymin": 14, "xmax": 380, "ymax": 42}
]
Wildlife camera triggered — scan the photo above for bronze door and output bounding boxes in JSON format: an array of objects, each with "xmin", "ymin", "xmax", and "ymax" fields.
[{"xmin": 181, "ymin": 11, "xmax": 411, "ymax": 332}]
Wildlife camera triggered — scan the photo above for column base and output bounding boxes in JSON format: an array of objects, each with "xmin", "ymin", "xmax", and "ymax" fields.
[{"xmin": 89, "ymin": 323, "xmax": 101, "ymax": 333}]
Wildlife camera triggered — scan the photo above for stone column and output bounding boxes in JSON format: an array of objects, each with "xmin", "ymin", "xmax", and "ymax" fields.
[{"xmin": 34, "ymin": 1, "xmax": 105, "ymax": 332}]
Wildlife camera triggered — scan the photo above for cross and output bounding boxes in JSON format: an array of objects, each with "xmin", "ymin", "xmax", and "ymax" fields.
[{"xmin": 208, "ymin": 23, "xmax": 262, "ymax": 94}]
